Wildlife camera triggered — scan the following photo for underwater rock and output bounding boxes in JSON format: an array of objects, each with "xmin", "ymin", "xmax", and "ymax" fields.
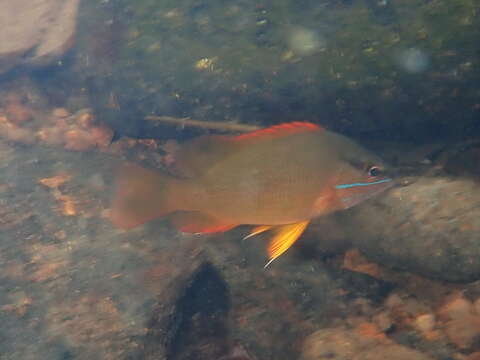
[
  {"xmin": 301, "ymin": 326, "xmax": 435, "ymax": 360},
  {"xmin": 344, "ymin": 176, "xmax": 480, "ymax": 282},
  {"xmin": 78, "ymin": 0, "xmax": 480, "ymax": 142},
  {"xmin": 0, "ymin": 0, "xmax": 80, "ymax": 74},
  {"xmin": 414, "ymin": 313, "xmax": 436, "ymax": 334},
  {"xmin": 437, "ymin": 294, "xmax": 480, "ymax": 349},
  {"xmin": 4, "ymin": 94, "xmax": 33, "ymax": 124},
  {"xmin": 0, "ymin": 102, "xmax": 114, "ymax": 152},
  {"xmin": 139, "ymin": 261, "xmax": 232, "ymax": 360},
  {"xmin": 440, "ymin": 141, "xmax": 480, "ymax": 180}
]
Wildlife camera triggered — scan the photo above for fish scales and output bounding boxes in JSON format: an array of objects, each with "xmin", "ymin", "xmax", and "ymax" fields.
[
  {"xmin": 110, "ymin": 122, "xmax": 394, "ymax": 265},
  {"xmin": 185, "ymin": 132, "xmax": 337, "ymax": 224}
]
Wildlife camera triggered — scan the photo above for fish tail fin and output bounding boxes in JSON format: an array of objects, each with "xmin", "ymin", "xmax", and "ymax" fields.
[{"xmin": 110, "ymin": 163, "xmax": 177, "ymax": 229}]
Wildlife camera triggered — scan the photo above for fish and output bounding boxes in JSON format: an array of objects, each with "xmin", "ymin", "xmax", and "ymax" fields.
[{"xmin": 110, "ymin": 122, "xmax": 393, "ymax": 266}]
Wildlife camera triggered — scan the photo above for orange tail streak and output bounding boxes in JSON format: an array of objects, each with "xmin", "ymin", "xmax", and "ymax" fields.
[{"xmin": 110, "ymin": 163, "xmax": 176, "ymax": 229}]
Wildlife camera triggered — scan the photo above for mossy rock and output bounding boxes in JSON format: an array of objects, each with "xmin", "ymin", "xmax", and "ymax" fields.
[{"xmin": 78, "ymin": 0, "xmax": 480, "ymax": 141}]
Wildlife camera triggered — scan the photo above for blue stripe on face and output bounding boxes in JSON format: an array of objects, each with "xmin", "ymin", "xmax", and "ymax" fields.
[{"xmin": 335, "ymin": 178, "xmax": 393, "ymax": 189}]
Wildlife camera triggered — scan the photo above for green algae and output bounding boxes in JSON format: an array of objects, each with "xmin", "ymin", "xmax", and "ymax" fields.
[{"xmin": 81, "ymin": 0, "xmax": 480, "ymax": 140}]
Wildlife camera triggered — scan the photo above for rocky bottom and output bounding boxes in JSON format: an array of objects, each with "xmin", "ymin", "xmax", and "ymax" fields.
[{"xmin": 1, "ymin": 100, "xmax": 480, "ymax": 360}]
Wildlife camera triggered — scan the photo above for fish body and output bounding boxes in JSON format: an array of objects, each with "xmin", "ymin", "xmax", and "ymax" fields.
[{"xmin": 111, "ymin": 122, "xmax": 393, "ymax": 264}]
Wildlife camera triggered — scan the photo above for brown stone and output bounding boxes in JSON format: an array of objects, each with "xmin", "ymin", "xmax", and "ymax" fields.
[
  {"xmin": 345, "ymin": 176, "xmax": 480, "ymax": 282},
  {"xmin": 0, "ymin": 0, "xmax": 80, "ymax": 74},
  {"xmin": 438, "ymin": 295, "xmax": 480, "ymax": 349},
  {"xmin": 301, "ymin": 326, "xmax": 435, "ymax": 360}
]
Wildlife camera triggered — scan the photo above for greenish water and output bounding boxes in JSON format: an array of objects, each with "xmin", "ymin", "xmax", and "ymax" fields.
[{"xmin": 0, "ymin": 0, "xmax": 479, "ymax": 359}]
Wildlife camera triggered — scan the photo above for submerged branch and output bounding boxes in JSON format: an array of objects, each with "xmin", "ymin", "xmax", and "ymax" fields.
[{"xmin": 145, "ymin": 115, "xmax": 260, "ymax": 133}]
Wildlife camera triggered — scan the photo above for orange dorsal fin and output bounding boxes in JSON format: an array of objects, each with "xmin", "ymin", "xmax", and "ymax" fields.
[
  {"xmin": 233, "ymin": 122, "xmax": 321, "ymax": 141},
  {"xmin": 168, "ymin": 122, "xmax": 321, "ymax": 178}
]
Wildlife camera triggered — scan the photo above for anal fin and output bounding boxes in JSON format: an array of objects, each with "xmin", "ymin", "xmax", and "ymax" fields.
[
  {"xmin": 170, "ymin": 211, "xmax": 237, "ymax": 234},
  {"xmin": 265, "ymin": 221, "xmax": 309, "ymax": 267}
]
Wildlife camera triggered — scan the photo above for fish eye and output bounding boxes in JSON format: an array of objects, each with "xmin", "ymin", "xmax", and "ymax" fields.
[{"xmin": 368, "ymin": 166, "xmax": 381, "ymax": 177}]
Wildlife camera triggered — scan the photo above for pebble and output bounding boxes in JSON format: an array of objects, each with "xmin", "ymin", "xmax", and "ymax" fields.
[
  {"xmin": 438, "ymin": 295, "xmax": 480, "ymax": 349},
  {"xmin": 301, "ymin": 327, "xmax": 435, "ymax": 360},
  {"xmin": 64, "ymin": 129, "xmax": 95, "ymax": 151},
  {"xmin": 5, "ymin": 102, "xmax": 32, "ymax": 124},
  {"xmin": 384, "ymin": 293, "xmax": 404, "ymax": 309},
  {"xmin": 414, "ymin": 313, "xmax": 436, "ymax": 332},
  {"xmin": 76, "ymin": 111, "xmax": 95, "ymax": 129},
  {"xmin": 372, "ymin": 311, "xmax": 393, "ymax": 332},
  {"xmin": 444, "ymin": 317, "xmax": 480, "ymax": 349},
  {"xmin": 439, "ymin": 295, "xmax": 473, "ymax": 320},
  {"xmin": 52, "ymin": 108, "xmax": 71, "ymax": 118}
]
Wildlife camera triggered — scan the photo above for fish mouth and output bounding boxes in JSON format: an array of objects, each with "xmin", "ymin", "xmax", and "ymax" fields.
[{"xmin": 338, "ymin": 178, "xmax": 395, "ymax": 209}]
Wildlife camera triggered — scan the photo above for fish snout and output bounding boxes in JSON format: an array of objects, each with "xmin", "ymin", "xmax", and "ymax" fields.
[{"xmin": 335, "ymin": 176, "xmax": 394, "ymax": 209}]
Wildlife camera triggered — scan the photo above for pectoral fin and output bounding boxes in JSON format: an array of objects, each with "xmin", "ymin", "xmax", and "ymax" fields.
[
  {"xmin": 243, "ymin": 225, "xmax": 273, "ymax": 240},
  {"xmin": 265, "ymin": 221, "xmax": 309, "ymax": 268}
]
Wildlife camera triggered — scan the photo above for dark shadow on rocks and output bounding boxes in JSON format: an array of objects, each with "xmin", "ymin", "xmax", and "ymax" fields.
[
  {"xmin": 331, "ymin": 268, "xmax": 395, "ymax": 304},
  {"xmin": 136, "ymin": 261, "xmax": 231, "ymax": 360}
]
